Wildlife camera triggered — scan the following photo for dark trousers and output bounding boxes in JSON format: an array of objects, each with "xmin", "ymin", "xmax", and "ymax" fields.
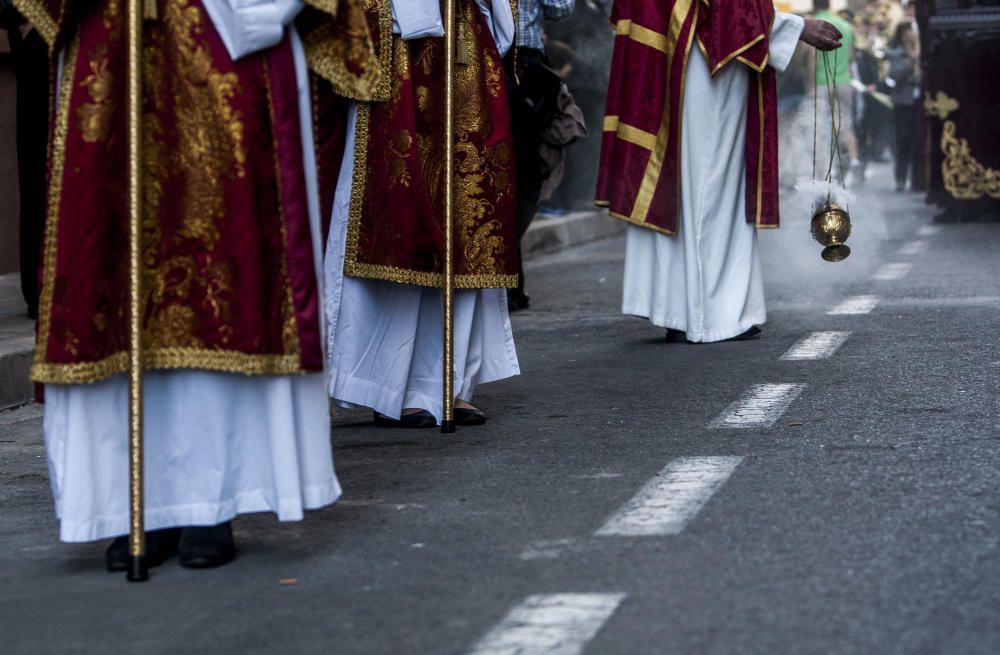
[
  {"xmin": 508, "ymin": 47, "xmax": 557, "ymax": 304},
  {"xmin": 893, "ymin": 105, "xmax": 916, "ymax": 188},
  {"xmin": 9, "ymin": 26, "xmax": 49, "ymax": 317}
]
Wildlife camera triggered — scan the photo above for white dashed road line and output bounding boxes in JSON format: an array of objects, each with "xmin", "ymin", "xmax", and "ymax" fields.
[
  {"xmin": 917, "ymin": 225, "xmax": 942, "ymax": 237},
  {"xmin": 468, "ymin": 593, "xmax": 626, "ymax": 655},
  {"xmin": 871, "ymin": 263, "xmax": 913, "ymax": 281},
  {"xmin": 828, "ymin": 295, "xmax": 880, "ymax": 315},
  {"xmin": 710, "ymin": 384, "xmax": 806, "ymax": 428},
  {"xmin": 596, "ymin": 457, "xmax": 743, "ymax": 536},
  {"xmin": 780, "ymin": 332, "xmax": 850, "ymax": 361},
  {"xmin": 898, "ymin": 240, "xmax": 929, "ymax": 256}
]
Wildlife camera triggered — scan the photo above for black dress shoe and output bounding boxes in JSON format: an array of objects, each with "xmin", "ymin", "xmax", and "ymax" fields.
[
  {"xmin": 665, "ymin": 329, "xmax": 688, "ymax": 343},
  {"xmin": 454, "ymin": 407, "xmax": 487, "ymax": 426},
  {"xmin": 105, "ymin": 527, "xmax": 182, "ymax": 572},
  {"xmin": 373, "ymin": 410, "xmax": 437, "ymax": 428},
  {"xmin": 179, "ymin": 522, "xmax": 235, "ymax": 569},
  {"xmin": 723, "ymin": 325, "xmax": 762, "ymax": 341},
  {"xmin": 507, "ymin": 290, "xmax": 530, "ymax": 312}
]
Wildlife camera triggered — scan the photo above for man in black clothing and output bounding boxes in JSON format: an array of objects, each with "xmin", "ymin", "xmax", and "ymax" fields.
[{"xmin": 1, "ymin": 3, "xmax": 47, "ymax": 319}]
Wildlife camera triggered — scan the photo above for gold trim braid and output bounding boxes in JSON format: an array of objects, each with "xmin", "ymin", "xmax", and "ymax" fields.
[
  {"xmin": 32, "ymin": 349, "xmax": 310, "ymax": 384},
  {"xmin": 11, "ymin": 0, "xmax": 60, "ymax": 48},
  {"xmin": 32, "ymin": 31, "xmax": 79, "ymax": 380}
]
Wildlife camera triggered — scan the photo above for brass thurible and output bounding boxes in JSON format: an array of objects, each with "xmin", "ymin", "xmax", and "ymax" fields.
[{"xmin": 810, "ymin": 201, "xmax": 852, "ymax": 263}]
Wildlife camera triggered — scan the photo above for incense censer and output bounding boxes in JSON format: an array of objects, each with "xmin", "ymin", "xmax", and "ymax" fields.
[{"xmin": 810, "ymin": 202, "xmax": 852, "ymax": 262}]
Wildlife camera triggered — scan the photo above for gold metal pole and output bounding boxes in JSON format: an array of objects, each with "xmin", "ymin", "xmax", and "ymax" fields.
[
  {"xmin": 441, "ymin": 0, "xmax": 457, "ymax": 433},
  {"xmin": 126, "ymin": 0, "xmax": 149, "ymax": 581}
]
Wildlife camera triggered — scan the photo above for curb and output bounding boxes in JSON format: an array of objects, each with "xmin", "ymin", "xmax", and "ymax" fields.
[
  {"xmin": 522, "ymin": 209, "xmax": 623, "ymax": 259},
  {"xmin": 0, "ymin": 346, "xmax": 33, "ymax": 411}
]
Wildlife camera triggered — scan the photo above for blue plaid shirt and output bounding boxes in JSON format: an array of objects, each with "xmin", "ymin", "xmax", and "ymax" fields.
[{"xmin": 517, "ymin": 0, "xmax": 575, "ymax": 51}]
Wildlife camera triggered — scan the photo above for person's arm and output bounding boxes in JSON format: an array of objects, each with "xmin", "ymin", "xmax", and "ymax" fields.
[
  {"xmin": 473, "ymin": 0, "xmax": 516, "ymax": 55},
  {"xmin": 801, "ymin": 17, "xmax": 843, "ymax": 52},
  {"xmin": 200, "ymin": 0, "xmax": 304, "ymax": 61},
  {"xmin": 541, "ymin": 0, "xmax": 574, "ymax": 21},
  {"xmin": 887, "ymin": 48, "xmax": 914, "ymax": 83},
  {"xmin": 769, "ymin": 12, "xmax": 805, "ymax": 73}
]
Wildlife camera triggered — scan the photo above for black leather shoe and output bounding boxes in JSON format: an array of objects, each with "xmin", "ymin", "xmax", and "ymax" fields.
[
  {"xmin": 373, "ymin": 410, "xmax": 437, "ymax": 428},
  {"xmin": 454, "ymin": 407, "xmax": 487, "ymax": 426},
  {"xmin": 665, "ymin": 329, "xmax": 687, "ymax": 343},
  {"xmin": 179, "ymin": 522, "xmax": 235, "ymax": 569},
  {"xmin": 724, "ymin": 325, "xmax": 762, "ymax": 341},
  {"xmin": 105, "ymin": 527, "xmax": 182, "ymax": 572},
  {"xmin": 507, "ymin": 290, "xmax": 530, "ymax": 312}
]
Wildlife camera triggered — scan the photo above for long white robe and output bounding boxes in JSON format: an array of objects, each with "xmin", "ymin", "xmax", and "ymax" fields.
[
  {"xmin": 621, "ymin": 13, "xmax": 805, "ymax": 343},
  {"xmin": 45, "ymin": 14, "xmax": 339, "ymax": 543},
  {"xmin": 324, "ymin": 1, "xmax": 519, "ymax": 425}
]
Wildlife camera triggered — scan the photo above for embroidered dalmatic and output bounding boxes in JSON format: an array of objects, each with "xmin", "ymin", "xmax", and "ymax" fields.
[
  {"xmin": 321, "ymin": 0, "xmax": 521, "ymax": 425},
  {"xmin": 596, "ymin": 0, "xmax": 781, "ymax": 235},
  {"xmin": 341, "ymin": 0, "xmax": 518, "ymax": 289},
  {"xmin": 17, "ymin": 0, "xmax": 380, "ymax": 384},
  {"xmin": 15, "ymin": 0, "xmax": 380, "ymax": 541}
]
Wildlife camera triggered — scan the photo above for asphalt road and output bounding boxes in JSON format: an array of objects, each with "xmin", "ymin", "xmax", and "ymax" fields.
[{"xmin": 2, "ymin": 170, "xmax": 1000, "ymax": 654}]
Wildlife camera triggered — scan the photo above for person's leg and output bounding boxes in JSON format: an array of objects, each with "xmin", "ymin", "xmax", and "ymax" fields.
[
  {"xmin": 837, "ymin": 85, "xmax": 860, "ymax": 168},
  {"xmin": 12, "ymin": 28, "xmax": 48, "ymax": 318},
  {"xmin": 510, "ymin": 107, "xmax": 543, "ymax": 310},
  {"xmin": 897, "ymin": 105, "xmax": 916, "ymax": 190}
]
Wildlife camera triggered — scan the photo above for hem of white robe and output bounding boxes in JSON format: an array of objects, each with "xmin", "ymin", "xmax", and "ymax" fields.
[
  {"xmin": 331, "ymin": 363, "xmax": 519, "ymax": 424},
  {"xmin": 621, "ymin": 305, "xmax": 766, "ymax": 343},
  {"xmin": 56, "ymin": 481, "xmax": 342, "ymax": 543}
]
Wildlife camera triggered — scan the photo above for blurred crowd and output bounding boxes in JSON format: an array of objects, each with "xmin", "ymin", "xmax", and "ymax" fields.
[{"xmin": 778, "ymin": 0, "xmax": 923, "ymax": 192}]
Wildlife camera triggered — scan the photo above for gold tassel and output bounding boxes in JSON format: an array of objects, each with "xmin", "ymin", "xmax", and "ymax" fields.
[
  {"xmin": 143, "ymin": 0, "xmax": 158, "ymax": 22},
  {"xmin": 456, "ymin": 22, "xmax": 469, "ymax": 65}
]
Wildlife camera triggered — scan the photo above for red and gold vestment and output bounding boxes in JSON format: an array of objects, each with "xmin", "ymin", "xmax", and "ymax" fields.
[
  {"xmin": 340, "ymin": 0, "xmax": 519, "ymax": 289},
  {"xmin": 16, "ymin": 0, "xmax": 378, "ymax": 384},
  {"xmin": 596, "ymin": 0, "xmax": 781, "ymax": 235}
]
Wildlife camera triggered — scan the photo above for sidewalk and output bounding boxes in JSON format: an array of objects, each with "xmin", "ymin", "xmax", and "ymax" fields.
[{"xmin": 521, "ymin": 208, "xmax": 622, "ymax": 259}]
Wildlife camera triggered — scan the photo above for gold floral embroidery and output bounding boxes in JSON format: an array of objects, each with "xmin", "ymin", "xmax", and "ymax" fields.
[
  {"xmin": 77, "ymin": 43, "xmax": 116, "ymax": 143},
  {"xmin": 304, "ymin": 0, "xmax": 382, "ymax": 102},
  {"xmin": 940, "ymin": 121, "xmax": 1000, "ymax": 200},
  {"xmin": 387, "ymin": 130, "xmax": 413, "ymax": 188},
  {"xmin": 925, "ymin": 91, "xmax": 1000, "ymax": 200},
  {"xmin": 345, "ymin": 106, "xmax": 516, "ymax": 288},
  {"xmin": 416, "ymin": 85, "xmax": 433, "ymax": 114},
  {"xmin": 140, "ymin": 0, "xmax": 246, "ymax": 346}
]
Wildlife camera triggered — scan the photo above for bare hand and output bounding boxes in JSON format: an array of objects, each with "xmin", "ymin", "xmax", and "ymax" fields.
[{"xmin": 801, "ymin": 19, "xmax": 843, "ymax": 51}]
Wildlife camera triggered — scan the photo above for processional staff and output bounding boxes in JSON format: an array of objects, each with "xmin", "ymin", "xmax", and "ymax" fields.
[
  {"xmin": 126, "ymin": 0, "xmax": 149, "ymax": 581},
  {"xmin": 441, "ymin": 0, "xmax": 458, "ymax": 434}
]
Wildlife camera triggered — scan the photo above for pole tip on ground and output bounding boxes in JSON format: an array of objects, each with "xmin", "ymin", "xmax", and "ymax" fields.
[
  {"xmin": 441, "ymin": 420, "xmax": 456, "ymax": 434},
  {"xmin": 127, "ymin": 556, "xmax": 149, "ymax": 582}
]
